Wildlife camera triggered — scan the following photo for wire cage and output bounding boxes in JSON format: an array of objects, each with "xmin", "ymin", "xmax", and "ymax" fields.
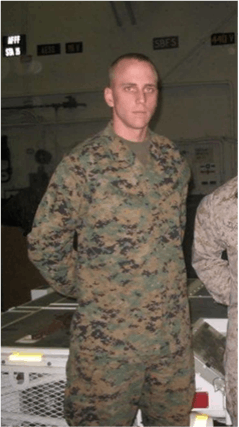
[{"xmin": 1, "ymin": 364, "xmax": 68, "ymax": 427}]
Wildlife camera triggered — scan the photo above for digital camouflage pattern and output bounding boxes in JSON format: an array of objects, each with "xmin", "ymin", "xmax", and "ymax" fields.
[
  {"xmin": 28, "ymin": 121, "xmax": 195, "ymax": 426},
  {"xmin": 192, "ymin": 176, "xmax": 238, "ymax": 426},
  {"xmin": 64, "ymin": 346, "xmax": 194, "ymax": 426}
]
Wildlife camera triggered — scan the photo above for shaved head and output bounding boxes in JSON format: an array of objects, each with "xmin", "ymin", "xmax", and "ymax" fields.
[{"xmin": 108, "ymin": 53, "xmax": 159, "ymax": 87}]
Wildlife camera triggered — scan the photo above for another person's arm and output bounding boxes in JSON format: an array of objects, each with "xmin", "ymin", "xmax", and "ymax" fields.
[{"xmin": 192, "ymin": 194, "xmax": 231, "ymax": 305}]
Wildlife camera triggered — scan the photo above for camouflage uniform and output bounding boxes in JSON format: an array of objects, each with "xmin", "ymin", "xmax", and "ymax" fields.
[
  {"xmin": 28, "ymin": 121, "xmax": 195, "ymax": 426},
  {"xmin": 192, "ymin": 176, "xmax": 238, "ymax": 426}
]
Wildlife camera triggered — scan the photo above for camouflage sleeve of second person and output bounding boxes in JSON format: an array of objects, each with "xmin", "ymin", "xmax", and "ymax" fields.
[
  {"xmin": 179, "ymin": 167, "xmax": 190, "ymax": 242},
  {"xmin": 192, "ymin": 194, "xmax": 231, "ymax": 305},
  {"xmin": 27, "ymin": 153, "xmax": 87, "ymax": 299}
]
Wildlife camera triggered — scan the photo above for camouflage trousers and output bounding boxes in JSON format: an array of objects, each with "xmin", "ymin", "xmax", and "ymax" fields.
[
  {"xmin": 225, "ymin": 345, "xmax": 238, "ymax": 426},
  {"xmin": 226, "ymin": 371, "xmax": 238, "ymax": 427},
  {"xmin": 64, "ymin": 347, "xmax": 195, "ymax": 426}
]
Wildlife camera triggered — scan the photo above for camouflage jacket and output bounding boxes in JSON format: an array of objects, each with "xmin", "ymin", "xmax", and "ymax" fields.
[
  {"xmin": 28, "ymin": 121, "xmax": 192, "ymax": 356},
  {"xmin": 192, "ymin": 176, "xmax": 238, "ymax": 360}
]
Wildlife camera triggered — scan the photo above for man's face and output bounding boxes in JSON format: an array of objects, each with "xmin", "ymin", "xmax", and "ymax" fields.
[{"xmin": 104, "ymin": 59, "xmax": 158, "ymax": 137}]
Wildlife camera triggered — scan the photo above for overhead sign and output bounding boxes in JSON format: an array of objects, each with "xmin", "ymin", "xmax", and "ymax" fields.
[
  {"xmin": 66, "ymin": 42, "xmax": 83, "ymax": 54},
  {"xmin": 211, "ymin": 33, "xmax": 235, "ymax": 45},
  {"xmin": 2, "ymin": 34, "xmax": 26, "ymax": 57},
  {"xmin": 37, "ymin": 43, "xmax": 61, "ymax": 56},
  {"xmin": 153, "ymin": 36, "xmax": 179, "ymax": 50}
]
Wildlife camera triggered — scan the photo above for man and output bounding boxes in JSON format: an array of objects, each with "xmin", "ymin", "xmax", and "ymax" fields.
[
  {"xmin": 28, "ymin": 53, "xmax": 195, "ymax": 426},
  {"xmin": 192, "ymin": 176, "xmax": 238, "ymax": 426}
]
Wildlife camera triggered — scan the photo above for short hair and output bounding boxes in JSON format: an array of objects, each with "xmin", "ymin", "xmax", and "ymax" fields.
[{"xmin": 108, "ymin": 53, "xmax": 159, "ymax": 87}]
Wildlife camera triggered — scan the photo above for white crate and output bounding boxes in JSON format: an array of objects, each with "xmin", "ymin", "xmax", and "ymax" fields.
[{"xmin": 1, "ymin": 349, "xmax": 68, "ymax": 427}]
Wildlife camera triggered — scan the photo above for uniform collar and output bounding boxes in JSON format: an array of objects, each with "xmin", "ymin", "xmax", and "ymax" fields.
[{"xmin": 102, "ymin": 121, "xmax": 152, "ymax": 166}]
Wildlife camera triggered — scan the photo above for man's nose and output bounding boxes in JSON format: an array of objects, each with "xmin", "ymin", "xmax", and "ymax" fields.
[{"xmin": 136, "ymin": 89, "xmax": 146, "ymax": 103}]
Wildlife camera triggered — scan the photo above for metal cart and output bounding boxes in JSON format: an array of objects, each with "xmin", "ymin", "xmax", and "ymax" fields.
[{"xmin": 1, "ymin": 279, "xmax": 232, "ymax": 427}]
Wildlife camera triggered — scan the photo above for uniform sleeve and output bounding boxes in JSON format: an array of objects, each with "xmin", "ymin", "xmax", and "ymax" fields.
[
  {"xmin": 27, "ymin": 155, "xmax": 86, "ymax": 299},
  {"xmin": 178, "ymin": 157, "xmax": 190, "ymax": 241},
  {"xmin": 179, "ymin": 180, "xmax": 189, "ymax": 241},
  {"xmin": 192, "ymin": 195, "xmax": 231, "ymax": 306}
]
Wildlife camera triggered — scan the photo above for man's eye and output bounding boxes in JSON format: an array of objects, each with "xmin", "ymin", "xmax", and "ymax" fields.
[
  {"xmin": 124, "ymin": 86, "xmax": 136, "ymax": 92},
  {"xmin": 145, "ymin": 87, "xmax": 156, "ymax": 93}
]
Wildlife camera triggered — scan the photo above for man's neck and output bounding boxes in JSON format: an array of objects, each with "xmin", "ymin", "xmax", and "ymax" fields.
[{"xmin": 113, "ymin": 122, "xmax": 148, "ymax": 142}]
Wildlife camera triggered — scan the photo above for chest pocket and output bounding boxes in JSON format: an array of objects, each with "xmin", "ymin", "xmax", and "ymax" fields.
[
  {"xmin": 85, "ymin": 174, "xmax": 148, "ymax": 229},
  {"xmin": 85, "ymin": 148, "xmax": 184, "ymax": 230}
]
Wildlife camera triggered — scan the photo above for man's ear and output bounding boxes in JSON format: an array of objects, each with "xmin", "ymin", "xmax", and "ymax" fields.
[{"xmin": 104, "ymin": 87, "xmax": 114, "ymax": 108}]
